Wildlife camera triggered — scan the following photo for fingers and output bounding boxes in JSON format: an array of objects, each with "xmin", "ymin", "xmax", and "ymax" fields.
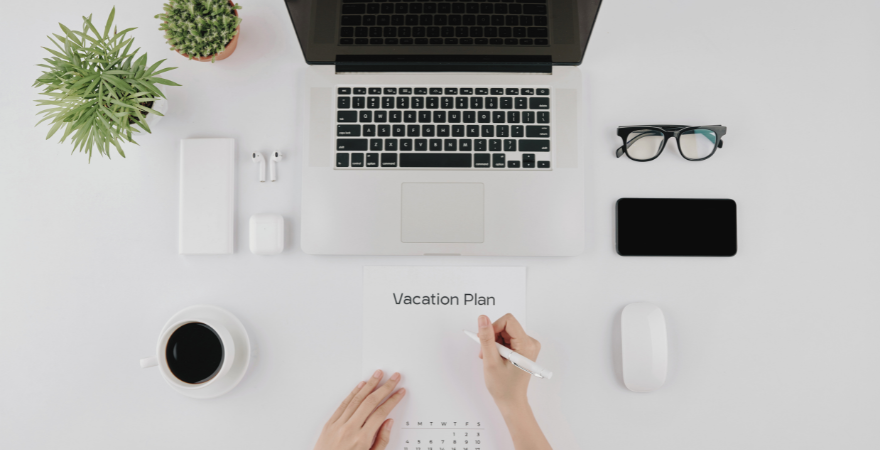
[
  {"xmin": 363, "ymin": 387, "xmax": 406, "ymax": 433},
  {"xmin": 329, "ymin": 380, "xmax": 366, "ymax": 424},
  {"xmin": 493, "ymin": 313, "xmax": 541, "ymax": 359},
  {"xmin": 478, "ymin": 315, "xmax": 502, "ymax": 365},
  {"xmin": 369, "ymin": 419, "xmax": 394, "ymax": 450},
  {"xmin": 340, "ymin": 369, "xmax": 384, "ymax": 423},
  {"xmin": 352, "ymin": 372, "xmax": 402, "ymax": 426}
]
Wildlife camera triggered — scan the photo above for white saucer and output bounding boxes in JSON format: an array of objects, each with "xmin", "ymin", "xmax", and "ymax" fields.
[{"xmin": 158, "ymin": 305, "xmax": 251, "ymax": 399}]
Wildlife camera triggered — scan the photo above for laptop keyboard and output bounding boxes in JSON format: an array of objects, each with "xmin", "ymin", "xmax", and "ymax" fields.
[
  {"xmin": 335, "ymin": 86, "xmax": 552, "ymax": 170},
  {"xmin": 339, "ymin": 0, "xmax": 550, "ymax": 46}
]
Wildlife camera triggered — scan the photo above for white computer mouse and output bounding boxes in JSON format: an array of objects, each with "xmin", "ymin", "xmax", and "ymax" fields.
[{"xmin": 621, "ymin": 302, "xmax": 668, "ymax": 393}]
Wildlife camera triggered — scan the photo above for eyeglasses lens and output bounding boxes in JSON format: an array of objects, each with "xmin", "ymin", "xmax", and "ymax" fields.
[
  {"xmin": 679, "ymin": 128, "xmax": 717, "ymax": 160},
  {"xmin": 625, "ymin": 130, "xmax": 664, "ymax": 160}
]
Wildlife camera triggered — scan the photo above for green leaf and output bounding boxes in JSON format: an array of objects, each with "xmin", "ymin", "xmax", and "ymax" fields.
[
  {"xmin": 101, "ymin": 74, "xmax": 135, "ymax": 93},
  {"xmin": 103, "ymin": 7, "xmax": 115, "ymax": 38},
  {"xmin": 147, "ymin": 77, "xmax": 182, "ymax": 87}
]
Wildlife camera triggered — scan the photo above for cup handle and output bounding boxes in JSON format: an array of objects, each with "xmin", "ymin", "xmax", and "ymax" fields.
[{"xmin": 140, "ymin": 356, "xmax": 158, "ymax": 368}]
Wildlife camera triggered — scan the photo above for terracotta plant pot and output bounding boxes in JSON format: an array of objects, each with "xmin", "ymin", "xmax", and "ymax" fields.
[{"xmin": 177, "ymin": 1, "xmax": 240, "ymax": 62}]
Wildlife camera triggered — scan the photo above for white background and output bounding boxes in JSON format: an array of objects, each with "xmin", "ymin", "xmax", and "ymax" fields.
[{"xmin": 1, "ymin": 0, "xmax": 879, "ymax": 449}]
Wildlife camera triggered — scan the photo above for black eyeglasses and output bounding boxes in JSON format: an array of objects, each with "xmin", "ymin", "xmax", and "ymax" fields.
[{"xmin": 616, "ymin": 125, "xmax": 727, "ymax": 161}]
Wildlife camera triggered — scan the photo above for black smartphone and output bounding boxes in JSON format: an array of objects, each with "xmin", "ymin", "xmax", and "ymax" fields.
[{"xmin": 616, "ymin": 198, "xmax": 737, "ymax": 256}]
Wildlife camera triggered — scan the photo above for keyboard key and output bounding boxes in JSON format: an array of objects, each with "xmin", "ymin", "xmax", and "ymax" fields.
[
  {"xmin": 515, "ymin": 97, "xmax": 527, "ymax": 109},
  {"xmin": 520, "ymin": 140, "xmax": 550, "ymax": 152},
  {"xmin": 523, "ymin": 111, "xmax": 535, "ymax": 123},
  {"xmin": 467, "ymin": 125, "xmax": 480, "ymax": 137},
  {"xmin": 452, "ymin": 125, "xmax": 465, "ymax": 137},
  {"xmin": 538, "ymin": 112, "xmax": 550, "ymax": 123},
  {"xmin": 537, "ymin": 89, "xmax": 550, "ymax": 95},
  {"xmin": 412, "ymin": 97, "xmax": 424, "ymax": 109},
  {"xmin": 378, "ymin": 125, "xmax": 390, "ymax": 136},
  {"xmin": 368, "ymin": 97, "xmax": 380, "ymax": 108},
  {"xmin": 504, "ymin": 139, "xmax": 516, "ymax": 151},
  {"xmin": 337, "ymin": 125, "xmax": 361, "ymax": 137},
  {"xmin": 404, "ymin": 111, "xmax": 417, "ymax": 123},
  {"xmin": 392, "ymin": 125, "xmax": 406, "ymax": 136},
  {"xmin": 475, "ymin": 139, "xmax": 487, "ymax": 151},
  {"xmin": 476, "ymin": 88, "xmax": 489, "ymax": 95},
  {"xmin": 493, "ymin": 153, "xmax": 506, "ymax": 168},
  {"xmin": 512, "ymin": 125, "xmax": 524, "ymax": 137},
  {"xmin": 363, "ymin": 125, "xmax": 376, "ymax": 136},
  {"xmin": 415, "ymin": 139, "xmax": 427, "ymax": 151},
  {"xmin": 370, "ymin": 139, "xmax": 383, "ymax": 151},
  {"xmin": 366, "ymin": 153, "xmax": 378, "ymax": 167},
  {"xmin": 423, "ymin": 125, "xmax": 435, "ymax": 137},
  {"xmin": 400, "ymin": 139, "xmax": 413, "ymax": 151},
  {"xmin": 397, "ymin": 97, "xmax": 409, "ymax": 109},
  {"xmin": 359, "ymin": 111, "xmax": 372, "ymax": 122},
  {"xmin": 456, "ymin": 97, "xmax": 469, "ymax": 109},
  {"xmin": 337, "ymin": 139, "xmax": 367, "ymax": 151},
  {"xmin": 419, "ymin": 111, "xmax": 431, "ymax": 123},
  {"xmin": 415, "ymin": 88, "xmax": 428, "ymax": 95},
  {"xmin": 338, "ymin": 97, "xmax": 351, "ymax": 109},
  {"xmin": 353, "ymin": 97, "xmax": 365, "ymax": 109},
  {"xmin": 338, "ymin": 111, "xmax": 358, "ymax": 123},
  {"xmin": 341, "ymin": 16, "xmax": 361, "ymax": 26},
  {"xmin": 461, "ymin": 88, "xmax": 474, "ymax": 95},
  {"xmin": 491, "ymin": 88, "xmax": 504, "ymax": 95},
  {"xmin": 486, "ymin": 97, "xmax": 498, "ymax": 109},
  {"xmin": 449, "ymin": 111, "xmax": 461, "ymax": 123},
  {"xmin": 354, "ymin": 88, "xmax": 367, "ymax": 95},
  {"xmin": 529, "ymin": 97, "xmax": 550, "ymax": 110},
  {"xmin": 497, "ymin": 125, "xmax": 509, "ymax": 137},
  {"xmin": 437, "ymin": 125, "xmax": 450, "ymax": 137},
  {"xmin": 336, "ymin": 153, "xmax": 349, "ymax": 167},
  {"xmin": 430, "ymin": 88, "xmax": 443, "ymax": 95},
  {"xmin": 434, "ymin": 111, "xmax": 446, "ymax": 123},
  {"xmin": 444, "ymin": 139, "xmax": 457, "ymax": 151},
  {"xmin": 538, "ymin": 161, "xmax": 550, "ymax": 169},
  {"xmin": 408, "ymin": 125, "xmax": 420, "ymax": 137},
  {"xmin": 523, "ymin": 154, "xmax": 536, "ymax": 163},
  {"xmin": 384, "ymin": 87, "xmax": 397, "ymax": 95},
  {"xmin": 474, "ymin": 154, "xmax": 490, "ymax": 168},
  {"xmin": 430, "ymin": 139, "xmax": 442, "ymax": 151},
  {"xmin": 445, "ymin": 88, "xmax": 458, "ymax": 95},
  {"xmin": 481, "ymin": 125, "xmax": 494, "ymax": 137},
  {"xmin": 527, "ymin": 126, "xmax": 550, "ymax": 138},
  {"xmin": 464, "ymin": 111, "xmax": 476, "ymax": 123},
  {"xmin": 427, "ymin": 97, "xmax": 439, "ymax": 109},
  {"xmin": 460, "ymin": 139, "xmax": 472, "ymax": 151},
  {"xmin": 385, "ymin": 139, "xmax": 398, "ymax": 151},
  {"xmin": 374, "ymin": 111, "xmax": 387, "ymax": 122},
  {"xmin": 506, "ymin": 88, "xmax": 519, "ymax": 95},
  {"xmin": 490, "ymin": 139, "xmax": 501, "ymax": 151},
  {"xmin": 471, "ymin": 97, "xmax": 483, "ymax": 109},
  {"xmin": 382, "ymin": 97, "xmax": 394, "ymax": 108},
  {"xmin": 400, "ymin": 88, "xmax": 412, "ymax": 95},
  {"xmin": 389, "ymin": 111, "xmax": 402, "ymax": 122},
  {"xmin": 401, "ymin": 154, "xmax": 472, "ymax": 168},
  {"xmin": 381, "ymin": 153, "xmax": 397, "ymax": 167},
  {"xmin": 507, "ymin": 160, "xmax": 521, "ymax": 168},
  {"xmin": 350, "ymin": 153, "xmax": 364, "ymax": 167},
  {"xmin": 500, "ymin": 97, "xmax": 513, "ymax": 109},
  {"xmin": 369, "ymin": 88, "xmax": 382, "ymax": 95},
  {"xmin": 521, "ymin": 88, "xmax": 535, "ymax": 95}
]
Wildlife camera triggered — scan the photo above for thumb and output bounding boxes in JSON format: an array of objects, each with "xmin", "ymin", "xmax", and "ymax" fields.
[
  {"xmin": 370, "ymin": 419, "xmax": 393, "ymax": 450},
  {"xmin": 477, "ymin": 315, "xmax": 502, "ymax": 364}
]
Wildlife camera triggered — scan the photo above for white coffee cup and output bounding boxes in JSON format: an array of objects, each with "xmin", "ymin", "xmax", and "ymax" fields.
[{"xmin": 140, "ymin": 320, "xmax": 236, "ymax": 389}]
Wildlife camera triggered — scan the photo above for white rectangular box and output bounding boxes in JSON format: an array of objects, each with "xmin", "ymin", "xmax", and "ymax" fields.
[{"xmin": 178, "ymin": 138, "xmax": 235, "ymax": 255}]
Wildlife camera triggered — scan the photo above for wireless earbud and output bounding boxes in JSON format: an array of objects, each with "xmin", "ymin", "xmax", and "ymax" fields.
[
  {"xmin": 270, "ymin": 151, "xmax": 283, "ymax": 182},
  {"xmin": 252, "ymin": 152, "xmax": 266, "ymax": 182}
]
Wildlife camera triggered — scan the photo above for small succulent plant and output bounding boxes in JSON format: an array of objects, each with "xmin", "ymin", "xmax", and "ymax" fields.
[
  {"xmin": 156, "ymin": 0, "xmax": 242, "ymax": 63},
  {"xmin": 33, "ymin": 8, "xmax": 180, "ymax": 160}
]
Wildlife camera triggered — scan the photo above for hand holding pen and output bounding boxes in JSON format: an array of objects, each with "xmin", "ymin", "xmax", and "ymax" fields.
[{"xmin": 475, "ymin": 314, "xmax": 553, "ymax": 450}]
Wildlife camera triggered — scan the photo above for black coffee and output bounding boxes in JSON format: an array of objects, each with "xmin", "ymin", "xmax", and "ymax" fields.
[{"xmin": 166, "ymin": 322, "xmax": 224, "ymax": 384}]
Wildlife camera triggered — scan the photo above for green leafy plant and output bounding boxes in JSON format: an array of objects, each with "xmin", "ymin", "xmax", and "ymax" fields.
[
  {"xmin": 33, "ymin": 8, "xmax": 180, "ymax": 161},
  {"xmin": 156, "ymin": 0, "xmax": 243, "ymax": 63}
]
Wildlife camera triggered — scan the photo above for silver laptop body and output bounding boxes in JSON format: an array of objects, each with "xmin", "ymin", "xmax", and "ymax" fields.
[{"xmin": 286, "ymin": 0, "xmax": 602, "ymax": 256}]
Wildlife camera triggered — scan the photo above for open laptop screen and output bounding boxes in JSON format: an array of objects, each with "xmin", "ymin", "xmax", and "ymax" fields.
[{"xmin": 283, "ymin": 0, "xmax": 602, "ymax": 66}]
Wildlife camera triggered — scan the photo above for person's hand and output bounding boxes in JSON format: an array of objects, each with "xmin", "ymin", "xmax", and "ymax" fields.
[
  {"xmin": 477, "ymin": 314, "xmax": 541, "ymax": 409},
  {"xmin": 313, "ymin": 370, "xmax": 407, "ymax": 450}
]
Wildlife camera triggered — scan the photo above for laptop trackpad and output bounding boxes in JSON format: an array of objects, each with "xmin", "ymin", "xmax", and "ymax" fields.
[{"xmin": 401, "ymin": 183, "xmax": 484, "ymax": 243}]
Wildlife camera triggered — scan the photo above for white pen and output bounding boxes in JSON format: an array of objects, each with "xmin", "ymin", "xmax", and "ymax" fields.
[{"xmin": 463, "ymin": 330, "xmax": 553, "ymax": 379}]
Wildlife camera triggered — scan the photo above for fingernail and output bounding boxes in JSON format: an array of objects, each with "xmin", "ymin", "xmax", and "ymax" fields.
[
  {"xmin": 357, "ymin": 381, "xmax": 366, "ymax": 389},
  {"xmin": 388, "ymin": 419, "xmax": 394, "ymax": 427},
  {"xmin": 373, "ymin": 369, "xmax": 383, "ymax": 379},
  {"xmin": 398, "ymin": 388, "xmax": 406, "ymax": 395},
  {"xmin": 479, "ymin": 315, "xmax": 490, "ymax": 329},
  {"xmin": 390, "ymin": 372, "xmax": 400, "ymax": 381}
]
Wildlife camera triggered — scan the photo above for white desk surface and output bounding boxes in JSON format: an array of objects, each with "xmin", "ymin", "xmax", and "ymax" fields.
[{"xmin": 2, "ymin": 0, "xmax": 878, "ymax": 448}]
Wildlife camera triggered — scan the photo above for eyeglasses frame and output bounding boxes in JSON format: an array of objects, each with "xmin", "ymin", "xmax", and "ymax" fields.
[{"xmin": 615, "ymin": 125, "xmax": 727, "ymax": 161}]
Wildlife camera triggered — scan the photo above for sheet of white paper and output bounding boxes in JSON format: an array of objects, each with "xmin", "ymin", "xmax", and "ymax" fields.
[{"xmin": 363, "ymin": 266, "xmax": 527, "ymax": 450}]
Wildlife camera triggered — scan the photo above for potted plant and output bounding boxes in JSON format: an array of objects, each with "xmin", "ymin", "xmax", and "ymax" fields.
[
  {"xmin": 33, "ymin": 8, "xmax": 180, "ymax": 161},
  {"xmin": 156, "ymin": 0, "xmax": 243, "ymax": 63}
]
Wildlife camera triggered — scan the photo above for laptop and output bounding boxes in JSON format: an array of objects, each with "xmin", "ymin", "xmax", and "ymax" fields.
[{"xmin": 284, "ymin": 0, "xmax": 602, "ymax": 256}]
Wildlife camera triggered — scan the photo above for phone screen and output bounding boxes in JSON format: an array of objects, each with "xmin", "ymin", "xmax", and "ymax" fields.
[{"xmin": 616, "ymin": 198, "xmax": 737, "ymax": 256}]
